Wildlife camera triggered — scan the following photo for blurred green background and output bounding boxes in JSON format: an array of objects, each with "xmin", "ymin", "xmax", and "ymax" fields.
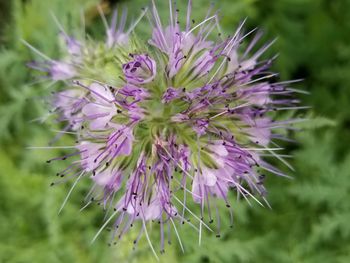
[{"xmin": 1, "ymin": 0, "xmax": 349, "ymax": 262}]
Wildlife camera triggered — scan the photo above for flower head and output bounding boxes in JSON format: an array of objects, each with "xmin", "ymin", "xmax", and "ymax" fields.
[{"xmin": 27, "ymin": 0, "xmax": 303, "ymax": 257}]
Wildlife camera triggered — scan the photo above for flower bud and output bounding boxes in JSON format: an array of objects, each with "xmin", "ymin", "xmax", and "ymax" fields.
[{"xmin": 122, "ymin": 54, "xmax": 156, "ymax": 84}]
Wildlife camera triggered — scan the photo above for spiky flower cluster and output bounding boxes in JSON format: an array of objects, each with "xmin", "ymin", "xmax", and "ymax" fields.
[{"xmin": 26, "ymin": 0, "xmax": 302, "ymax": 256}]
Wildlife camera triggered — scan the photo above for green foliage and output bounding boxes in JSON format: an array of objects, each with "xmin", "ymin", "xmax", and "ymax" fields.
[{"xmin": 1, "ymin": 0, "xmax": 349, "ymax": 262}]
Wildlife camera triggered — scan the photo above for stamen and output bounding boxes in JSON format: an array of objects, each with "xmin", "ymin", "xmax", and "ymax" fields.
[{"xmin": 58, "ymin": 171, "xmax": 84, "ymax": 214}]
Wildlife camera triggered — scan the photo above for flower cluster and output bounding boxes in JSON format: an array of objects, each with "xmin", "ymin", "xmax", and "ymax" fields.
[{"xmin": 26, "ymin": 0, "xmax": 302, "ymax": 257}]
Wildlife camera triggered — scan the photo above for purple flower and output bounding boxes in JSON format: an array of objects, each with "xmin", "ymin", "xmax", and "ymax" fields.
[
  {"xmin": 91, "ymin": 166, "xmax": 122, "ymax": 193},
  {"xmin": 119, "ymin": 84, "xmax": 150, "ymax": 100},
  {"xmin": 27, "ymin": 0, "xmax": 304, "ymax": 257},
  {"xmin": 171, "ymin": 113, "xmax": 190, "ymax": 122},
  {"xmin": 60, "ymin": 33, "xmax": 82, "ymax": 56},
  {"xmin": 106, "ymin": 124, "xmax": 134, "ymax": 156},
  {"xmin": 50, "ymin": 61, "xmax": 76, "ymax": 80},
  {"xmin": 106, "ymin": 9, "xmax": 129, "ymax": 48},
  {"xmin": 76, "ymin": 125, "xmax": 134, "ymax": 174},
  {"xmin": 52, "ymin": 89, "xmax": 85, "ymax": 118},
  {"xmin": 193, "ymin": 118, "xmax": 209, "ymax": 136},
  {"xmin": 26, "ymin": 59, "xmax": 76, "ymax": 81},
  {"xmin": 81, "ymin": 83, "xmax": 117, "ymax": 130},
  {"xmin": 122, "ymin": 54, "xmax": 156, "ymax": 84},
  {"xmin": 77, "ymin": 142, "xmax": 104, "ymax": 172},
  {"xmin": 162, "ymin": 87, "xmax": 182, "ymax": 103},
  {"xmin": 52, "ymin": 89, "xmax": 86, "ymax": 130}
]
